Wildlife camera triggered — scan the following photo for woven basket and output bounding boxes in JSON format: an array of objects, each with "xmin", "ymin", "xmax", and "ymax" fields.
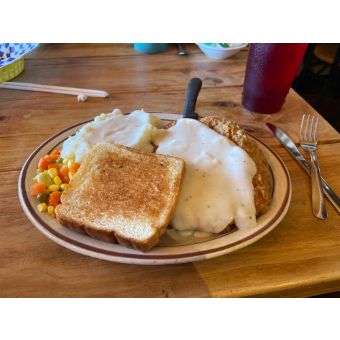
[{"xmin": 0, "ymin": 57, "xmax": 24, "ymax": 83}]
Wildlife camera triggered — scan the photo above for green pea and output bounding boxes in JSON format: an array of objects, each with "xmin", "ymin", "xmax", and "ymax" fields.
[
  {"xmin": 37, "ymin": 192, "xmax": 48, "ymax": 203},
  {"xmin": 56, "ymin": 157, "xmax": 64, "ymax": 164}
]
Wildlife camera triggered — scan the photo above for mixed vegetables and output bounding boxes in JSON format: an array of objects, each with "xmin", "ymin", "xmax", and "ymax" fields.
[{"xmin": 30, "ymin": 149, "xmax": 80, "ymax": 217}]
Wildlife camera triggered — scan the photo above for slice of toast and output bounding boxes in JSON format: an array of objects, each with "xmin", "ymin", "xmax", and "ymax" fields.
[{"xmin": 55, "ymin": 142, "xmax": 185, "ymax": 251}]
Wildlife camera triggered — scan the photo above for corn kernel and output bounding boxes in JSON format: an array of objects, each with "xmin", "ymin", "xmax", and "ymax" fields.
[
  {"xmin": 47, "ymin": 205, "xmax": 55, "ymax": 216},
  {"xmin": 37, "ymin": 202, "xmax": 47, "ymax": 212},
  {"xmin": 63, "ymin": 154, "xmax": 75, "ymax": 164},
  {"xmin": 67, "ymin": 159, "xmax": 74, "ymax": 169},
  {"xmin": 61, "ymin": 183, "xmax": 70, "ymax": 191},
  {"xmin": 53, "ymin": 176, "xmax": 62, "ymax": 185},
  {"xmin": 48, "ymin": 184, "xmax": 60, "ymax": 192},
  {"xmin": 47, "ymin": 168, "xmax": 58, "ymax": 178}
]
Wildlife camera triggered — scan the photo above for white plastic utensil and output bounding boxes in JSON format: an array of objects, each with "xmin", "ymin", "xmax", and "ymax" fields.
[{"xmin": 0, "ymin": 81, "xmax": 109, "ymax": 101}]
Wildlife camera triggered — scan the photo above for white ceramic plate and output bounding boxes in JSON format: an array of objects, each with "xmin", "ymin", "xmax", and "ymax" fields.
[{"xmin": 18, "ymin": 113, "xmax": 291, "ymax": 265}]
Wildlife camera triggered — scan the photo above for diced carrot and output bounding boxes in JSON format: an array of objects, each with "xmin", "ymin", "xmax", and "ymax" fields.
[
  {"xmin": 30, "ymin": 182, "xmax": 46, "ymax": 196},
  {"xmin": 58, "ymin": 166, "xmax": 70, "ymax": 183},
  {"xmin": 48, "ymin": 200, "xmax": 58, "ymax": 207},
  {"xmin": 48, "ymin": 198, "xmax": 56, "ymax": 207},
  {"xmin": 38, "ymin": 157, "xmax": 51, "ymax": 170},
  {"xmin": 58, "ymin": 166, "xmax": 69, "ymax": 177},
  {"xmin": 49, "ymin": 149, "xmax": 60, "ymax": 161},
  {"xmin": 43, "ymin": 155, "xmax": 52, "ymax": 162},
  {"xmin": 50, "ymin": 190, "xmax": 61, "ymax": 199},
  {"xmin": 59, "ymin": 166, "xmax": 68, "ymax": 176},
  {"xmin": 48, "ymin": 191, "xmax": 62, "ymax": 207},
  {"xmin": 47, "ymin": 163, "xmax": 60, "ymax": 171},
  {"xmin": 69, "ymin": 162, "xmax": 80, "ymax": 174}
]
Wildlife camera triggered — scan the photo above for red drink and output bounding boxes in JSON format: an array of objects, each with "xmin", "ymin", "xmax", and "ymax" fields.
[{"xmin": 242, "ymin": 43, "xmax": 308, "ymax": 113}]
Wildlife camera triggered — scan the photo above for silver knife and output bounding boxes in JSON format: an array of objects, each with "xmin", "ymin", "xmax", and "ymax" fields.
[{"xmin": 266, "ymin": 123, "xmax": 340, "ymax": 214}]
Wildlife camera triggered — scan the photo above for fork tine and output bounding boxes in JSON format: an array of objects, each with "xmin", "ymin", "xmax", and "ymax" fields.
[
  {"xmin": 300, "ymin": 114, "xmax": 319, "ymax": 144},
  {"xmin": 310, "ymin": 115, "xmax": 314, "ymax": 142},
  {"xmin": 306, "ymin": 115, "xmax": 311, "ymax": 142},
  {"xmin": 300, "ymin": 114, "xmax": 306, "ymax": 141},
  {"xmin": 306, "ymin": 114, "xmax": 311, "ymax": 142},
  {"xmin": 312, "ymin": 116, "xmax": 319, "ymax": 143}
]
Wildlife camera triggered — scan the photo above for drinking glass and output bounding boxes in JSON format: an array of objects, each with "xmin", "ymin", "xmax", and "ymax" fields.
[{"xmin": 242, "ymin": 43, "xmax": 308, "ymax": 114}]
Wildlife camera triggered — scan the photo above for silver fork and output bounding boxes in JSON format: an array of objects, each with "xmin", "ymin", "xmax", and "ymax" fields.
[{"xmin": 299, "ymin": 114, "xmax": 328, "ymax": 219}]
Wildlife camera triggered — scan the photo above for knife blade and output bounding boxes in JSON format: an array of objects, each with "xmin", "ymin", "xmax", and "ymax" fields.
[{"xmin": 266, "ymin": 122, "xmax": 340, "ymax": 214}]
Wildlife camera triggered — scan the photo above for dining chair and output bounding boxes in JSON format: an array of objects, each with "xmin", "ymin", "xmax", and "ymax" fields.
[{"xmin": 299, "ymin": 43, "xmax": 340, "ymax": 105}]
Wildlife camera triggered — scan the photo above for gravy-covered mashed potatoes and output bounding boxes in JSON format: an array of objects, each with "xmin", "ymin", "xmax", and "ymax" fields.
[{"xmin": 61, "ymin": 109, "xmax": 260, "ymax": 232}]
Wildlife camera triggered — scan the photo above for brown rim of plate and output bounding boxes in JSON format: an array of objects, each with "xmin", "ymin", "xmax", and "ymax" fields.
[{"xmin": 19, "ymin": 117, "xmax": 291, "ymax": 260}]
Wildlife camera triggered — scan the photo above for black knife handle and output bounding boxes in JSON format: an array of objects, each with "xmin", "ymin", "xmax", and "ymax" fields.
[{"xmin": 183, "ymin": 77, "xmax": 202, "ymax": 120}]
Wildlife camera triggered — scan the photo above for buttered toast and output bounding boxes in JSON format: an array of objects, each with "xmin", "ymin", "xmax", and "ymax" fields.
[{"xmin": 55, "ymin": 142, "xmax": 185, "ymax": 251}]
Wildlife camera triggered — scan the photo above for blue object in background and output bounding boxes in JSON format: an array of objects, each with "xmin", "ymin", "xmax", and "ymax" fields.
[
  {"xmin": 134, "ymin": 43, "xmax": 168, "ymax": 54},
  {"xmin": 0, "ymin": 43, "xmax": 38, "ymax": 67}
]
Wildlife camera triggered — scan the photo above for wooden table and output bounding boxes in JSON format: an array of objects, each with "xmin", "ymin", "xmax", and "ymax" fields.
[{"xmin": 1, "ymin": 44, "xmax": 340, "ymax": 297}]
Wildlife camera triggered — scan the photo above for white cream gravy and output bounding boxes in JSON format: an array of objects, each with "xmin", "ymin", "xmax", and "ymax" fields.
[{"xmin": 155, "ymin": 118, "xmax": 257, "ymax": 233}]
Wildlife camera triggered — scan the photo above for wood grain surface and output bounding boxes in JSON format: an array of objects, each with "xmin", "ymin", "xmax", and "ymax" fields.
[{"xmin": 1, "ymin": 43, "xmax": 339, "ymax": 297}]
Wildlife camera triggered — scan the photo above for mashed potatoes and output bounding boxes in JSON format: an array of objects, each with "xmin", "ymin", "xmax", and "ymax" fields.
[{"xmin": 61, "ymin": 109, "xmax": 163, "ymax": 163}]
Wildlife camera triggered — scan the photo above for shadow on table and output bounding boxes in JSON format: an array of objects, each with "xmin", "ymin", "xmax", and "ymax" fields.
[{"xmin": 312, "ymin": 291, "xmax": 340, "ymax": 298}]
